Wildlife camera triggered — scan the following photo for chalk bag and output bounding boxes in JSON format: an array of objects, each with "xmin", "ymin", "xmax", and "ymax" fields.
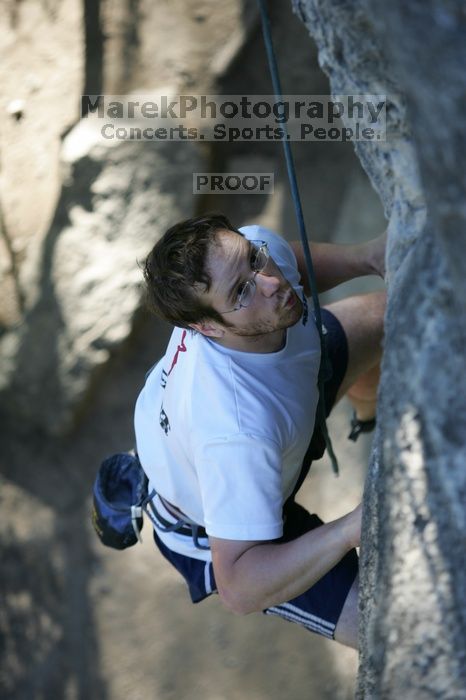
[{"xmin": 92, "ymin": 451, "xmax": 148, "ymax": 550}]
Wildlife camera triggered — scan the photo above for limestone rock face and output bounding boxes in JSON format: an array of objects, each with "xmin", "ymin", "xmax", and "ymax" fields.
[
  {"xmin": 0, "ymin": 0, "xmax": 249, "ymax": 434},
  {"xmin": 0, "ymin": 123, "xmax": 202, "ymax": 433},
  {"xmin": 0, "ymin": 0, "xmax": 83, "ymax": 330},
  {"xmin": 294, "ymin": 0, "xmax": 466, "ymax": 697}
]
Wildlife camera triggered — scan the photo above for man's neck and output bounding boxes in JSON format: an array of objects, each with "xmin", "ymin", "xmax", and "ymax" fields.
[{"xmin": 210, "ymin": 328, "xmax": 287, "ymax": 354}]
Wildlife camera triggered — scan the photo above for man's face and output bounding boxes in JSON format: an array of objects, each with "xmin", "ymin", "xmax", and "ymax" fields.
[{"xmin": 195, "ymin": 229, "xmax": 303, "ymax": 352}]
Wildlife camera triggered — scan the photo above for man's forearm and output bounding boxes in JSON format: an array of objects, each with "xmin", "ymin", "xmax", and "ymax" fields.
[
  {"xmin": 290, "ymin": 233, "xmax": 386, "ymax": 295},
  {"xmin": 211, "ymin": 506, "xmax": 360, "ymax": 615}
]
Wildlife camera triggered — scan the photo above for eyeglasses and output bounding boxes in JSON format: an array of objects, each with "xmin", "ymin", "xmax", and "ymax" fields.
[{"xmin": 220, "ymin": 240, "xmax": 270, "ymax": 313}]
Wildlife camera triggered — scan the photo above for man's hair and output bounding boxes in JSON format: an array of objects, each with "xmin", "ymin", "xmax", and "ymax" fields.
[{"xmin": 143, "ymin": 213, "xmax": 242, "ymax": 328}]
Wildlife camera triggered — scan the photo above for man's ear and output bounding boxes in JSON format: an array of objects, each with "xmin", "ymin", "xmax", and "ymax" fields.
[{"xmin": 189, "ymin": 320, "xmax": 225, "ymax": 338}]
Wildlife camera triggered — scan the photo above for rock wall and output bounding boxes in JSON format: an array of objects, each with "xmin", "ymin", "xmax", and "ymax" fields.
[
  {"xmin": 294, "ymin": 0, "xmax": 466, "ymax": 697},
  {"xmin": 1, "ymin": 130, "xmax": 202, "ymax": 432},
  {"xmin": 0, "ymin": 0, "xmax": 247, "ymax": 433}
]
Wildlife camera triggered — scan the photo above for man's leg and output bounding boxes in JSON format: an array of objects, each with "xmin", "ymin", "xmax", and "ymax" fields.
[
  {"xmin": 347, "ymin": 364, "xmax": 381, "ymax": 421},
  {"xmin": 324, "ymin": 293, "xmax": 384, "ymax": 646},
  {"xmin": 334, "ymin": 575, "xmax": 359, "ymax": 649},
  {"xmin": 324, "ymin": 291, "xmax": 386, "ymax": 410}
]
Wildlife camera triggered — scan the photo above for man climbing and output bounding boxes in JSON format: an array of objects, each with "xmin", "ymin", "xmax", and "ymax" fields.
[{"xmin": 134, "ymin": 213, "xmax": 386, "ymax": 649}]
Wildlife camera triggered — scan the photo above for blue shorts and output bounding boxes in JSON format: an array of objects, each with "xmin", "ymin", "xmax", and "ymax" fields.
[{"xmin": 152, "ymin": 308, "xmax": 358, "ymax": 639}]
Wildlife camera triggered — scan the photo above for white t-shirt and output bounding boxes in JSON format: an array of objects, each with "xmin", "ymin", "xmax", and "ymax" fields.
[{"xmin": 134, "ymin": 226, "xmax": 321, "ymax": 561}]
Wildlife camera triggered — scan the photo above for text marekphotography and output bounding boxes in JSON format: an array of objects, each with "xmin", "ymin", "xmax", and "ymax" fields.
[{"xmin": 81, "ymin": 94, "xmax": 387, "ymax": 142}]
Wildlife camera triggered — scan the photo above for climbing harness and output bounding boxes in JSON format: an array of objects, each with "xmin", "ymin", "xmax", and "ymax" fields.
[{"xmin": 257, "ymin": 0, "xmax": 339, "ymax": 474}]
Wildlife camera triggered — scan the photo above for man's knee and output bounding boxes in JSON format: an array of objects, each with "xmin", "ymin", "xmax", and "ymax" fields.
[
  {"xmin": 326, "ymin": 291, "xmax": 386, "ymax": 399},
  {"xmin": 325, "ymin": 291, "xmax": 386, "ymax": 350}
]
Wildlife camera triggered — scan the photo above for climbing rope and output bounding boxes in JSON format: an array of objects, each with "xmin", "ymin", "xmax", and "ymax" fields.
[{"xmin": 257, "ymin": 0, "xmax": 339, "ymax": 474}]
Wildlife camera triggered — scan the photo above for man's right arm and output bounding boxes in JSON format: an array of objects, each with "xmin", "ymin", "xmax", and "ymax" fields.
[
  {"xmin": 209, "ymin": 503, "xmax": 361, "ymax": 615},
  {"xmin": 290, "ymin": 233, "xmax": 387, "ymax": 295}
]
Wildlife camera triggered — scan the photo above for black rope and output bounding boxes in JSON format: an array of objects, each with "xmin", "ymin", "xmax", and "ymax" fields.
[{"xmin": 257, "ymin": 0, "xmax": 339, "ymax": 474}]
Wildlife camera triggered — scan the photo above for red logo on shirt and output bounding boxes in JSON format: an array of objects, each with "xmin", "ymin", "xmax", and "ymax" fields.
[{"xmin": 167, "ymin": 330, "xmax": 187, "ymax": 376}]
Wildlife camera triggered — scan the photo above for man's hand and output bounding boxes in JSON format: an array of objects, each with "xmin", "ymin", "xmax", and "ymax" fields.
[{"xmin": 364, "ymin": 231, "xmax": 387, "ymax": 279}]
